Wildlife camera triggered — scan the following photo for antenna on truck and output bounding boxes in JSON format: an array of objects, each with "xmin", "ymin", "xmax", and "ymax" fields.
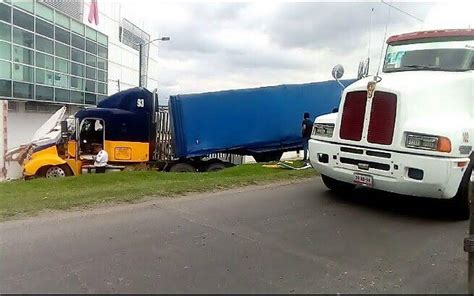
[
  {"xmin": 376, "ymin": 0, "xmax": 392, "ymax": 78},
  {"xmin": 366, "ymin": 7, "xmax": 374, "ymax": 74},
  {"xmin": 357, "ymin": 7, "xmax": 374, "ymax": 80}
]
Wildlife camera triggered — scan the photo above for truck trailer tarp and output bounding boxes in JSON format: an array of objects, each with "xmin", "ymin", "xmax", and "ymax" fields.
[{"xmin": 169, "ymin": 79, "xmax": 355, "ymax": 158}]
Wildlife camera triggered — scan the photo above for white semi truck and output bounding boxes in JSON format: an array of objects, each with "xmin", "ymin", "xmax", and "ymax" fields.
[{"xmin": 309, "ymin": 29, "xmax": 474, "ymax": 219}]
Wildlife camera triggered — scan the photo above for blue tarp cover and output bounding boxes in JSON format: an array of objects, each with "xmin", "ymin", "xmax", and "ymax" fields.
[{"xmin": 169, "ymin": 79, "xmax": 355, "ymax": 158}]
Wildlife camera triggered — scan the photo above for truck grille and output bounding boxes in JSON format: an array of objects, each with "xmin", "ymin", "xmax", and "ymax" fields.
[
  {"xmin": 339, "ymin": 90, "xmax": 397, "ymax": 145},
  {"xmin": 339, "ymin": 91, "xmax": 367, "ymax": 141},
  {"xmin": 367, "ymin": 91, "xmax": 397, "ymax": 145}
]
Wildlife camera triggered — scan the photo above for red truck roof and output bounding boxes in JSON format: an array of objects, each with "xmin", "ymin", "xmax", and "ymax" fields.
[{"xmin": 387, "ymin": 29, "xmax": 474, "ymax": 44}]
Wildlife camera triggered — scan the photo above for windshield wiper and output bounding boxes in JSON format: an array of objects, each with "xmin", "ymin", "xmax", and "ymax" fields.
[{"xmin": 402, "ymin": 64, "xmax": 440, "ymax": 70}]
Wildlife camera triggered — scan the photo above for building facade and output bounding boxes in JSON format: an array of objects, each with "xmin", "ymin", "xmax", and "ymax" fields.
[{"xmin": 0, "ymin": 0, "xmax": 160, "ymax": 179}]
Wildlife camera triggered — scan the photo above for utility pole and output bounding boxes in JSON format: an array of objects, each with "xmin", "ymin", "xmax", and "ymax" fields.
[{"xmin": 137, "ymin": 36, "xmax": 170, "ymax": 88}]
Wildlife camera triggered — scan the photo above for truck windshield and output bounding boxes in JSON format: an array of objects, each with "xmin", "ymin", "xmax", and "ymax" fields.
[{"xmin": 383, "ymin": 40, "xmax": 474, "ymax": 73}]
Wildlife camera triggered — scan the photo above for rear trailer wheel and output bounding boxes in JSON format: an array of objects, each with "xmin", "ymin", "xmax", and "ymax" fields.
[
  {"xmin": 42, "ymin": 165, "xmax": 71, "ymax": 178},
  {"xmin": 450, "ymin": 166, "xmax": 472, "ymax": 220},
  {"xmin": 169, "ymin": 163, "xmax": 196, "ymax": 173},
  {"xmin": 205, "ymin": 162, "xmax": 227, "ymax": 172},
  {"xmin": 321, "ymin": 174, "xmax": 355, "ymax": 192},
  {"xmin": 253, "ymin": 151, "xmax": 284, "ymax": 163}
]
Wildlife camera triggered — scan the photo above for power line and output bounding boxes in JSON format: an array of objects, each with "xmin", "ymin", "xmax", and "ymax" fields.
[{"xmin": 381, "ymin": 0, "xmax": 424, "ymax": 23}]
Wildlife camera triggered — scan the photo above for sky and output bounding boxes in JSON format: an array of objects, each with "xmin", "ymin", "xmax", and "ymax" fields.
[{"xmin": 114, "ymin": 0, "xmax": 473, "ymax": 99}]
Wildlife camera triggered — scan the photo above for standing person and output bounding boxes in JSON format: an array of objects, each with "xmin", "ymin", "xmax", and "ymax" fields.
[
  {"xmin": 301, "ymin": 112, "xmax": 313, "ymax": 162},
  {"xmin": 93, "ymin": 144, "xmax": 108, "ymax": 173}
]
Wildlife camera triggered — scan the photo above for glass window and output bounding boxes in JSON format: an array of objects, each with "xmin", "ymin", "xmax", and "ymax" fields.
[
  {"xmin": 97, "ymin": 82, "xmax": 107, "ymax": 94},
  {"xmin": 70, "ymin": 91, "xmax": 84, "ymax": 104},
  {"xmin": 86, "ymin": 40, "xmax": 97, "ymax": 55},
  {"xmin": 12, "ymin": 45, "xmax": 34, "ymax": 65},
  {"xmin": 85, "ymin": 92, "xmax": 96, "ymax": 105},
  {"xmin": 55, "ymin": 42, "xmax": 69, "ymax": 59},
  {"xmin": 71, "ymin": 48, "xmax": 84, "ymax": 63},
  {"xmin": 85, "ymin": 26, "xmax": 96, "ymax": 41},
  {"xmin": 36, "ymin": 2, "xmax": 53, "ymax": 22},
  {"xmin": 97, "ymin": 32, "xmax": 107, "ymax": 46},
  {"xmin": 71, "ymin": 62, "xmax": 84, "ymax": 77},
  {"xmin": 55, "ymin": 12, "xmax": 70, "ymax": 29},
  {"xmin": 0, "ymin": 2, "xmax": 11, "ymax": 22},
  {"xmin": 86, "ymin": 53, "xmax": 96, "ymax": 67},
  {"xmin": 86, "ymin": 66, "xmax": 96, "ymax": 80},
  {"xmin": 98, "ymin": 70, "xmax": 106, "ymax": 82},
  {"xmin": 97, "ymin": 95, "xmax": 107, "ymax": 103},
  {"xmin": 12, "ymin": 63, "xmax": 34, "ymax": 82},
  {"xmin": 55, "ymin": 88, "xmax": 69, "ymax": 102},
  {"xmin": 54, "ymin": 72, "xmax": 68, "ymax": 88},
  {"xmin": 36, "ymin": 68, "xmax": 54, "ymax": 85},
  {"xmin": 13, "ymin": 27, "xmax": 33, "ymax": 47},
  {"xmin": 0, "ymin": 22, "xmax": 10, "ymax": 42},
  {"xmin": 0, "ymin": 60, "xmax": 11, "ymax": 79},
  {"xmin": 36, "ymin": 52, "xmax": 53, "ymax": 70},
  {"xmin": 13, "ymin": 9, "xmax": 34, "ymax": 31},
  {"xmin": 13, "ymin": 82, "xmax": 33, "ymax": 99},
  {"xmin": 55, "ymin": 26, "xmax": 70, "ymax": 45},
  {"xmin": 36, "ymin": 35, "xmax": 53, "ymax": 54},
  {"xmin": 13, "ymin": 0, "xmax": 33, "ymax": 13},
  {"xmin": 35, "ymin": 18, "xmax": 53, "ymax": 38},
  {"xmin": 85, "ymin": 80, "xmax": 95, "ymax": 92},
  {"xmin": 71, "ymin": 34, "xmax": 84, "ymax": 50},
  {"xmin": 70, "ymin": 76, "xmax": 83, "ymax": 90},
  {"xmin": 98, "ymin": 45, "xmax": 107, "ymax": 59},
  {"xmin": 36, "ymin": 85, "xmax": 54, "ymax": 101},
  {"xmin": 97, "ymin": 58, "xmax": 107, "ymax": 70},
  {"xmin": 0, "ymin": 41, "xmax": 11, "ymax": 60},
  {"xmin": 71, "ymin": 19, "xmax": 84, "ymax": 36},
  {"xmin": 0, "ymin": 79, "xmax": 12, "ymax": 97},
  {"xmin": 55, "ymin": 57, "xmax": 69, "ymax": 73}
]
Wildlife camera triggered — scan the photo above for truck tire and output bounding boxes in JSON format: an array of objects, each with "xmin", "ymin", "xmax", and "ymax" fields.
[
  {"xmin": 205, "ymin": 162, "xmax": 227, "ymax": 172},
  {"xmin": 169, "ymin": 163, "xmax": 196, "ymax": 173},
  {"xmin": 253, "ymin": 151, "xmax": 283, "ymax": 163},
  {"xmin": 40, "ymin": 165, "xmax": 72, "ymax": 178},
  {"xmin": 450, "ymin": 165, "xmax": 472, "ymax": 220},
  {"xmin": 321, "ymin": 174, "xmax": 355, "ymax": 192}
]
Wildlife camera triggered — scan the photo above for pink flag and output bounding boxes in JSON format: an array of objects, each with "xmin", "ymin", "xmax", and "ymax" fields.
[{"xmin": 88, "ymin": 0, "xmax": 99, "ymax": 25}]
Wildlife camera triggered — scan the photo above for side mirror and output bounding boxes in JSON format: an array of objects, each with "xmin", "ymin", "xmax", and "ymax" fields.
[
  {"xmin": 357, "ymin": 57, "xmax": 370, "ymax": 80},
  {"xmin": 60, "ymin": 120, "xmax": 69, "ymax": 142},
  {"xmin": 331, "ymin": 64, "xmax": 345, "ymax": 80}
]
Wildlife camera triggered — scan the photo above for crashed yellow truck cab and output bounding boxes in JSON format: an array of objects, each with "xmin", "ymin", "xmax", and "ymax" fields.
[{"xmin": 23, "ymin": 145, "xmax": 68, "ymax": 177}]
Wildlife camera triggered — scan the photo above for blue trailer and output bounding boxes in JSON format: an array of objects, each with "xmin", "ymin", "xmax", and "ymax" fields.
[{"xmin": 168, "ymin": 79, "xmax": 354, "ymax": 165}]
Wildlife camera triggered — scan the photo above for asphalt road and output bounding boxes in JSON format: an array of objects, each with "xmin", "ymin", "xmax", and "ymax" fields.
[{"xmin": 0, "ymin": 177, "xmax": 469, "ymax": 293}]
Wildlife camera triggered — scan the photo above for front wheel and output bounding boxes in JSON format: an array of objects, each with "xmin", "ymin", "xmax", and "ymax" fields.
[
  {"xmin": 41, "ymin": 165, "xmax": 72, "ymax": 178},
  {"xmin": 321, "ymin": 174, "xmax": 355, "ymax": 192}
]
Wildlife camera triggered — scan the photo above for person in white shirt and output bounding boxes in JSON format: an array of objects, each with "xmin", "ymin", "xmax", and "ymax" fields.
[{"xmin": 93, "ymin": 144, "xmax": 108, "ymax": 173}]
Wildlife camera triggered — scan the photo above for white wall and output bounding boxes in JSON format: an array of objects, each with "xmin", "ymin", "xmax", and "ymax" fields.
[{"xmin": 5, "ymin": 102, "xmax": 81, "ymax": 179}]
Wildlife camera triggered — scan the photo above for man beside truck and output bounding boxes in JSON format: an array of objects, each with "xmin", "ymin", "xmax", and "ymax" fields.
[{"xmin": 302, "ymin": 112, "xmax": 313, "ymax": 162}]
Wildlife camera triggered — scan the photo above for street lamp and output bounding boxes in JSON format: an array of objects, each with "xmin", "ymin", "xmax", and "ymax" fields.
[{"xmin": 137, "ymin": 37, "xmax": 170, "ymax": 88}]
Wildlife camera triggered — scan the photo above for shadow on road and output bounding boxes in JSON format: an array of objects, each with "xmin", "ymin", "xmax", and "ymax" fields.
[{"xmin": 322, "ymin": 187, "xmax": 463, "ymax": 222}]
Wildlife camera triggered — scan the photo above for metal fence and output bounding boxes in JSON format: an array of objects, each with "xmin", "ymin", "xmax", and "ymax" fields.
[{"xmin": 153, "ymin": 106, "xmax": 243, "ymax": 165}]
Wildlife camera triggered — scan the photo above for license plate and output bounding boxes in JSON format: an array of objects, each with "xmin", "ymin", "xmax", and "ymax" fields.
[{"xmin": 353, "ymin": 173, "xmax": 373, "ymax": 187}]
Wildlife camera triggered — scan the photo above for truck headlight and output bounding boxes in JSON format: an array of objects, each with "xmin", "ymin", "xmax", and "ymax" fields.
[
  {"xmin": 405, "ymin": 133, "xmax": 451, "ymax": 153},
  {"xmin": 313, "ymin": 123, "xmax": 335, "ymax": 138}
]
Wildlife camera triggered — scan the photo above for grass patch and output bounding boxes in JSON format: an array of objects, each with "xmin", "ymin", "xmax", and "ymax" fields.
[{"xmin": 0, "ymin": 164, "xmax": 317, "ymax": 220}]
